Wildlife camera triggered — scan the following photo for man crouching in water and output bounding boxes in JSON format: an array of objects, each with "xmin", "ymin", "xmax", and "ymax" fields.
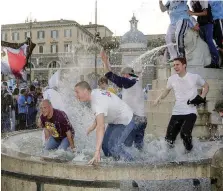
[
  {"xmin": 39, "ymin": 99, "xmax": 75, "ymax": 152},
  {"xmin": 74, "ymin": 81, "xmax": 136, "ymax": 164},
  {"xmin": 154, "ymin": 57, "xmax": 209, "ymax": 152}
]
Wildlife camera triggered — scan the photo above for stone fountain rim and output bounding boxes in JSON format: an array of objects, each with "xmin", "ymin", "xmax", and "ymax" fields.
[{"xmin": 1, "ymin": 129, "xmax": 212, "ymax": 168}]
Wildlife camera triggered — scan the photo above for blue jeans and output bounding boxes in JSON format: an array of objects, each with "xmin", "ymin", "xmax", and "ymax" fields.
[
  {"xmin": 199, "ymin": 24, "xmax": 219, "ymax": 65},
  {"xmin": 102, "ymin": 120, "xmax": 136, "ymax": 161},
  {"xmin": 45, "ymin": 136, "xmax": 70, "ymax": 151}
]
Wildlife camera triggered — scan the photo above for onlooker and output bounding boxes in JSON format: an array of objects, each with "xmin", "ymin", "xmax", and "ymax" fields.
[
  {"xmin": 17, "ymin": 89, "xmax": 28, "ymax": 130},
  {"xmin": 214, "ymin": 100, "xmax": 223, "ymax": 118},
  {"xmin": 98, "ymin": 76, "xmax": 117, "ymax": 94}
]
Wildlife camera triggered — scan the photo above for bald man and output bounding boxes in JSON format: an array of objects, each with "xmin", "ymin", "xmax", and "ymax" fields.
[{"xmin": 39, "ymin": 99, "xmax": 75, "ymax": 151}]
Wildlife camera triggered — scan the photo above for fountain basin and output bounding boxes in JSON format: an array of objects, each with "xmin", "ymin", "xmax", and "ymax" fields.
[{"xmin": 1, "ymin": 130, "xmax": 222, "ymax": 191}]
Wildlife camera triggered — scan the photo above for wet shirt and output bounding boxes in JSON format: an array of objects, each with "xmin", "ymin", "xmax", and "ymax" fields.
[
  {"xmin": 91, "ymin": 89, "xmax": 133, "ymax": 125},
  {"xmin": 167, "ymin": 73, "xmax": 205, "ymax": 115},
  {"xmin": 165, "ymin": 0, "xmax": 190, "ymax": 25},
  {"xmin": 40, "ymin": 109, "xmax": 74, "ymax": 140}
]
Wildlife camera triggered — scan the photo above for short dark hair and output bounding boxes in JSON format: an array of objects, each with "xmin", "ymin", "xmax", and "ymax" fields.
[
  {"xmin": 75, "ymin": 81, "xmax": 92, "ymax": 91},
  {"xmin": 20, "ymin": 89, "xmax": 26, "ymax": 95},
  {"xmin": 98, "ymin": 76, "xmax": 108, "ymax": 85},
  {"xmin": 214, "ymin": 100, "xmax": 223, "ymax": 112},
  {"xmin": 13, "ymin": 88, "xmax": 20, "ymax": 95},
  {"xmin": 30, "ymin": 85, "xmax": 36, "ymax": 91},
  {"xmin": 2, "ymin": 81, "xmax": 8, "ymax": 87},
  {"xmin": 173, "ymin": 57, "xmax": 187, "ymax": 65}
]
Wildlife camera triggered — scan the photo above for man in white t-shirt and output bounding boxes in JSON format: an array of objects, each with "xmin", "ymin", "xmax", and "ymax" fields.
[
  {"xmin": 154, "ymin": 57, "xmax": 209, "ymax": 151},
  {"xmin": 74, "ymin": 81, "xmax": 136, "ymax": 164}
]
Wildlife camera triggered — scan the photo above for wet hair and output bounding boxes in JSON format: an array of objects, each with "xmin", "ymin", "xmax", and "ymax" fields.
[
  {"xmin": 98, "ymin": 76, "xmax": 108, "ymax": 85},
  {"xmin": 173, "ymin": 57, "xmax": 187, "ymax": 65},
  {"xmin": 75, "ymin": 81, "xmax": 92, "ymax": 91},
  {"xmin": 214, "ymin": 100, "xmax": 223, "ymax": 112}
]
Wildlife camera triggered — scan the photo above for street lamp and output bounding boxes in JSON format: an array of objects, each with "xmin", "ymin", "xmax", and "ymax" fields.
[
  {"xmin": 25, "ymin": 15, "xmax": 33, "ymax": 85},
  {"xmin": 94, "ymin": 0, "xmax": 99, "ymax": 84}
]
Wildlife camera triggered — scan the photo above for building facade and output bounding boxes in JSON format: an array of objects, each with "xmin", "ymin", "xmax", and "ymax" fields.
[{"xmin": 1, "ymin": 17, "xmax": 165, "ymax": 86}]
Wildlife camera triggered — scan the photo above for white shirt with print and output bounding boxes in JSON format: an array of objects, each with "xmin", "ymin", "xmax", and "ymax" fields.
[
  {"xmin": 167, "ymin": 72, "xmax": 205, "ymax": 115},
  {"xmin": 91, "ymin": 89, "xmax": 133, "ymax": 125}
]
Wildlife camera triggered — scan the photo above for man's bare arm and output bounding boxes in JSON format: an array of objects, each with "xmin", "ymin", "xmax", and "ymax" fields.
[
  {"xmin": 87, "ymin": 120, "xmax": 97, "ymax": 136},
  {"xmin": 159, "ymin": 0, "xmax": 168, "ymax": 12},
  {"xmin": 154, "ymin": 88, "xmax": 171, "ymax": 106},
  {"xmin": 66, "ymin": 130, "xmax": 75, "ymax": 149},
  {"xmin": 95, "ymin": 114, "xmax": 105, "ymax": 152},
  {"xmin": 201, "ymin": 82, "xmax": 209, "ymax": 98}
]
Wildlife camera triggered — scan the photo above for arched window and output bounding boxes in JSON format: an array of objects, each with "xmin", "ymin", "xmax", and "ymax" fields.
[
  {"xmin": 48, "ymin": 61, "xmax": 60, "ymax": 68},
  {"xmin": 39, "ymin": 45, "xmax": 44, "ymax": 53}
]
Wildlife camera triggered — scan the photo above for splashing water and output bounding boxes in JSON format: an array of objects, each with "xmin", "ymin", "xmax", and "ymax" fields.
[{"xmin": 3, "ymin": 44, "xmax": 222, "ymax": 162}]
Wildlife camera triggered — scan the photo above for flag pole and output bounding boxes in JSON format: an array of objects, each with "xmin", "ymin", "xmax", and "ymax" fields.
[{"xmin": 29, "ymin": 17, "xmax": 32, "ymax": 85}]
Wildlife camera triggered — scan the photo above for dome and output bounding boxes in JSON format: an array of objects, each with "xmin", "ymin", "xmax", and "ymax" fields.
[
  {"xmin": 121, "ymin": 29, "xmax": 147, "ymax": 44},
  {"xmin": 121, "ymin": 14, "xmax": 147, "ymax": 45}
]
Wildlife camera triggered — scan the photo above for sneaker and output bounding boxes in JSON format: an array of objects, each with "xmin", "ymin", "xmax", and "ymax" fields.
[
  {"xmin": 132, "ymin": 180, "xmax": 139, "ymax": 188},
  {"xmin": 204, "ymin": 63, "xmax": 221, "ymax": 69}
]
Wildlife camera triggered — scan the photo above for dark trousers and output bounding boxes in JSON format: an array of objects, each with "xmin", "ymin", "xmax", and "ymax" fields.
[
  {"xmin": 213, "ymin": 19, "xmax": 223, "ymax": 49},
  {"xmin": 165, "ymin": 114, "xmax": 197, "ymax": 151},
  {"xmin": 126, "ymin": 115, "xmax": 147, "ymax": 150},
  {"xmin": 199, "ymin": 23, "xmax": 219, "ymax": 65},
  {"xmin": 134, "ymin": 120, "xmax": 147, "ymax": 150},
  {"xmin": 17, "ymin": 113, "xmax": 27, "ymax": 130}
]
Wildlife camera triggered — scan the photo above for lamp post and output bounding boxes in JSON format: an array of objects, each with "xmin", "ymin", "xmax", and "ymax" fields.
[
  {"xmin": 94, "ymin": 0, "xmax": 98, "ymax": 85},
  {"xmin": 25, "ymin": 15, "xmax": 33, "ymax": 85}
]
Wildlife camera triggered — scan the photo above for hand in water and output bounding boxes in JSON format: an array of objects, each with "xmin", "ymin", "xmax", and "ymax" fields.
[
  {"xmin": 68, "ymin": 147, "xmax": 76, "ymax": 153},
  {"xmin": 88, "ymin": 150, "xmax": 101, "ymax": 165}
]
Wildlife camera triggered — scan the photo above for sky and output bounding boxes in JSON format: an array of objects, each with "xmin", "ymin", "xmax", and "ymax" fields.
[{"xmin": 0, "ymin": 0, "xmax": 170, "ymax": 36}]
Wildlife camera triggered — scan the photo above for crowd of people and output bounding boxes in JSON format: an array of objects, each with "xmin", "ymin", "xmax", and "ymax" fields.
[{"xmin": 1, "ymin": 81, "xmax": 43, "ymax": 133}]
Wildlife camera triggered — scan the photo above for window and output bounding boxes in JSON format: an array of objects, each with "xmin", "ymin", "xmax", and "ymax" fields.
[
  {"xmin": 37, "ymin": 31, "xmax": 45, "ymax": 39},
  {"xmin": 51, "ymin": 30, "xmax": 58, "ymax": 39},
  {"xmin": 51, "ymin": 44, "xmax": 58, "ymax": 53},
  {"xmin": 12, "ymin": 32, "xmax": 19, "ymax": 41},
  {"xmin": 39, "ymin": 45, "xmax": 44, "ymax": 53},
  {"xmin": 77, "ymin": 29, "xmax": 79, "ymax": 38},
  {"xmin": 49, "ymin": 61, "xmax": 58, "ymax": 68},
  {"xmin": 27, "ymin": 62, "xmax": 34, "ymax": 68},
  {"xmin": 64, "ymin": 43, "xmax": 72, "ymax": 52},
  {"xmin": 1, "ymin": 32, "xmax": 7, "ymax": 41},
  {"xmin": 64, "ymin": 29, "xmax": 72, "ymax": 37},
  {"xmin": 39, "ymin": 62, "xmax": 43, "ymax": 67},
  {"xmin": 24, "ymin": 31, "xmax": 31, "ymax": 39}
]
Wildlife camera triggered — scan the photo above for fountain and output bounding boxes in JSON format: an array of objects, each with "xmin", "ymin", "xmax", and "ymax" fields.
[{"xmin": 2, "ymin": 36, "xmax": 223, "ymax": 191}]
